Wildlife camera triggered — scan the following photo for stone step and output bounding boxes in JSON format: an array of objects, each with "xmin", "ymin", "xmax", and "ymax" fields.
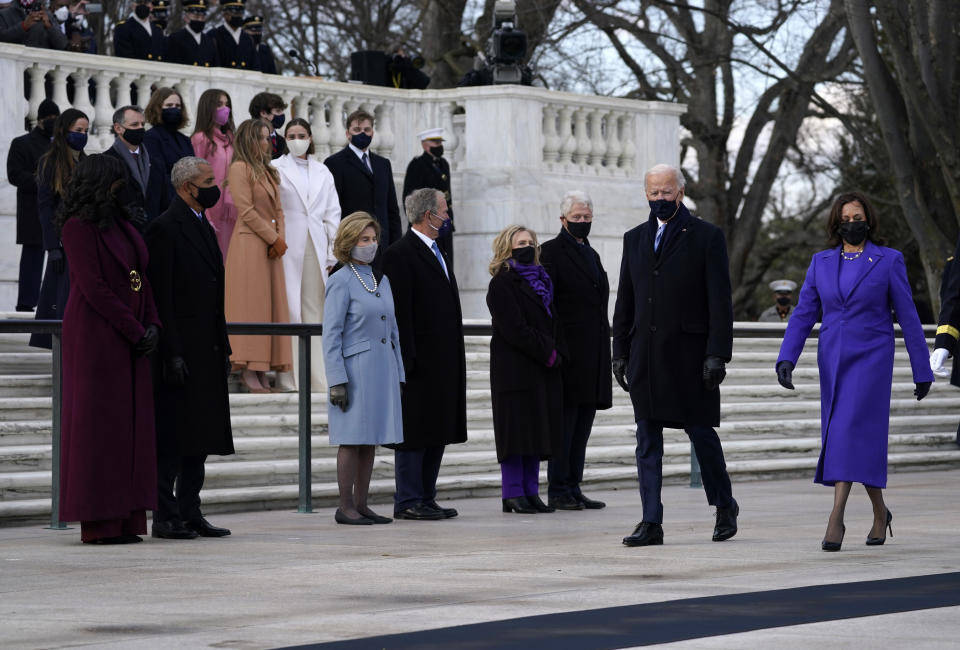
[
  {"xmin": 0, "ymin": 333, "xmax": 36, "ymax": 353},
  {"xmin": 0, "ymin": 352, "xmax": 52, "ymax": 375},
  {"xmin": 0, "ymin": 375, "xmax": 52, "ymax": 398}
]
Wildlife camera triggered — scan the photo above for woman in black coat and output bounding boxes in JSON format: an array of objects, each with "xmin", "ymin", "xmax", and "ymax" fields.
[
  {"xmin": 487, "ymin": 225, "xmax": 564, "ymax": 515},
  {"xmin": 143, "ymin": 87, "xmax": 195, "ymax": 220}
]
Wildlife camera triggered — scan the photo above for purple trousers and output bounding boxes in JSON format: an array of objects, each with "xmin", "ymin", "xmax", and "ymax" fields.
[{"xmin": 500, "ymin": 455, "xmax": 540, "ymax": 498}]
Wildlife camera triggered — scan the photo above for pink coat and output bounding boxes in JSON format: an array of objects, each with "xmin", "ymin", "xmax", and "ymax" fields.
[{"xmin": 191, "ymin": 129, "xmax": 237, "ymax": 257}]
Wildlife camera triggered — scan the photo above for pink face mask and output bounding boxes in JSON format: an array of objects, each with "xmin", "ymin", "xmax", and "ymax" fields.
[{"xmin": 213, "ymin": 105, "xmax": 231, "ymax": 126}]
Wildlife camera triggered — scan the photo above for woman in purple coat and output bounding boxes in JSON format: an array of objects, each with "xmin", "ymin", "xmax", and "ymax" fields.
[
  {"xmin": 58, "ymin": 155, "xmax": 162, "ymax": 544},
  {"xmin": 776, "ymin": 192, "xmax": 933, "ymax": 552}
]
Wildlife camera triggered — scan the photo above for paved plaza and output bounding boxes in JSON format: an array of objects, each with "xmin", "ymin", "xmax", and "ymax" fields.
[{"xmin": 1, "ymin": 470, "xmax": 959, "ymax": 649}]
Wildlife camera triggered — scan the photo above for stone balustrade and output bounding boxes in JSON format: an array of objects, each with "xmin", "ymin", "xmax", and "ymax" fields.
[{"xmin": 0, "ymin": 43, "xmax": 685, "ymax": 317}]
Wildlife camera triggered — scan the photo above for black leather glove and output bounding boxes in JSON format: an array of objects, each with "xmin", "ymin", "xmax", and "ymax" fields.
[
  {"xmin": 703, "ymin": 356, "xmax": 726, "ymax": 391},
  {"xmin": 776, "ymin": 360, "xmax": 795, "ymax": 390},
  {"xmin": 329, "ymin": 383, "xmax": 349, "ymax": 410},
  {"xmin": 914, "ymin": 381, "xmax": 931, "ymax": 401},
  {"xmin": 134, "ymin": 324, "xmax": 159, "ymax": 356},
  {"xmin": 163, "ymin": 356, "xmax": 189, "ymax": 385},
  {"xmin": 48, "ymin": 248, "xmax": 64, "ymax": 274},
  {"xmin": 611, "ymin": 358, "xmax": 629, "ymax": 392}
]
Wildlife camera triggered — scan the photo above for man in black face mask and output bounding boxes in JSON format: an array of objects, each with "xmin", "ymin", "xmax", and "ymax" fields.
[
  {"xmin": 539, "ymin": 190, "xmax": 611, "ymax": 511},
  {"xmin": 403, "ymin": 128, "xmax": 455, "ymax": 268},
  {"xmin": 214, "ymin": 0, "xmax": 259, "ymax": 71},
  {"xmin": 114, "ymin": 0, "xmax": 166, "ymax": 61},
  {"xmin": 759, "ymin": 279, "xmax": 797, "ymax": 322},
  {"xmin": 242, "ymin": 14, "xmax": 277, "ymax": 74},
  {"xmin": 7, "ymin": 99, "xmax": 59, "ymax": 312},
  {"xmin": 103, "ymin": 105, "xmax": 151, "ymax": 227},
  {"xmin": 145, "ymin": 156, "xmax": 235, "ymax": 540},
  {"xmin": 248, "ymin": 92, "xmax": 288, "ymax": 159},
  {"xmin": 612, "ymin": 163, "xmax": 738, "ymax": 547},
  {"xmin": 166, "ymin": 0, "xmax": 219, "ymax": 67}
]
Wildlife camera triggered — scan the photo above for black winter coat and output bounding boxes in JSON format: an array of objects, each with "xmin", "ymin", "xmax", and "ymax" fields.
[
  {"xmin": 144, "ymin": 196, "xmax": 234, "ymax": 457},
  {"xmin": 256, "ymin": 43, "xmax": 278, "ymax": 74},
  {"xmin": 113, "ymin": 19, "xmax": 166, "ymax": 61},
  {"xmin": 382, "ymin": 230, "xmax": 467, "ymax": 450},
  {"xmin": 540, "ymin": 229, "xmax": 612, "ymax": 410},
  {"xmin": 6, "ymin": 128, "xmax": 50, "ymax": 246},
  {"xmin": 213, "ymin": 25, "xmax": 258, "ymax": 70},
  {"xmin": 165, "ymin": 27, "xmax": 219, "ymax": 67},
  {"xmin": 487, "ymin": 268, "xmax": 563, "ymax": 461},
  {"xmin": 143, "ymin": 125, "xmax": 194, "ymax": 220},
  {"xmin": 611, "ymin": 208, "xmax": 733, "ymax": 427},
  {"xmin": 402, "ymin": 152, "xmax": 454, "ymax": 220},
  {"xmin": 324, "ymin": 146, "xmax": 402, "ymax": 248}
]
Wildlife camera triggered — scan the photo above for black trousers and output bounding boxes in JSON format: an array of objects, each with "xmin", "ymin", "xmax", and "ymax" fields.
[
  {"xmin": 156, "ymin": 452, "xmax": 207, "ymax": 523},
  {"xmin": 634, "ymin": 419, "xmax": 734, "ymax": 523},
  {"xmin": 393, "ymin": 445, "xmax": 445, "ymax": 511},
  {"xmin": 16, "ymin": 244, "xmax": 44, "ymax": 309},
  {"xmin": 548, "ymin": 402, "xmax": 596, "ymax": 498}
]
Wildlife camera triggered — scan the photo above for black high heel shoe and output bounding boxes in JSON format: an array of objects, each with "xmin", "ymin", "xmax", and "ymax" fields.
[
  {"xmin": 866, "ymin": 509, "xmax": 893, "ymax": 546},
  {"xmin": 502, "ymin": 497, "xmax": 537, "ymax": 514},
  {"xmin": 526, "ymin": 495, "xmax": 555, "ymax": 513},
  {"xmin": 822, "ymin": 524, "xmax": 845, "ymax": 552}
]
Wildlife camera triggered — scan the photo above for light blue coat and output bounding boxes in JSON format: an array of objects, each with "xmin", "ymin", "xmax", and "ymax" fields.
[{"xmin": 322, "ymin": 264, "xmax": 405, "ymax": 445}]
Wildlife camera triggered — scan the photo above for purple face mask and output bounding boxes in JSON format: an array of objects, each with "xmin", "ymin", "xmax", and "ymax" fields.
[{"xmin": 214, "ymin": 105, "xmax": 231, "ymax": 126}]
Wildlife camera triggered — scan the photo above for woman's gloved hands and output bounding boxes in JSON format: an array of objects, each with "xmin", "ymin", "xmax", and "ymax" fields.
[
  {"xmin": 329, "ymin": 383, "xmax": 349, "ymax": 410},
  {"xmin": 776, "ymin": 360, "xmax": 795, "ymax": 390}
]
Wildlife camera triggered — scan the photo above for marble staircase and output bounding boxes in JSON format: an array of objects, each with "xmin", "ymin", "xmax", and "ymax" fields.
[{"xmin": 0, "ymin": 316, "xmax": 958, "ymax": 524}]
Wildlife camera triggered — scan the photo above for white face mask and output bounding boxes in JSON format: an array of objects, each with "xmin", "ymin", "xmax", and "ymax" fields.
[
  {"xmin": 286, "ymin": 138, "xmax": 310, "ymax": 157},
  {"xmin": 54, "ymin": 6, "xmax": 70, "ymax": 22},
  {"xmin": 351, "ymin": 242, "xmax": 378, "ymax": 264}
]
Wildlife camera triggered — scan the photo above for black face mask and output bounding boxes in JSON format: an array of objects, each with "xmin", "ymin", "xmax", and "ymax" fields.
[
  {"xmin": 228, "ymin": 15, "xmax": 245, "ymax": 29},
  {"xmin": 161, "ymin": 107, "xmax": 181, "ymax": 127},
  {"xmin": 838, "ymin": 220, "xmax": 869, "ymax": 246},
  {"xmin": 189, "ymin": 20, "xmax": 205, "ymax": 33},
  {"xmin": 39, "ymin": 118, "xmax": 57, "ymax": 138},
  {"xmin": 649, "ymin": 199, "xmax": 680, "ymax": 222},
  {"xmin": 430, "ymin": 144, "xmax": 444, "ymax": 158},
  {"xmin": 350, "ymin": 132, "xmax": 372, "ymax": 150},
  {"xmin": 776, "ymin": 296, "xmax": 792, "ymax": 306},
  {"xmin": 122, "ymin": 127, "xmax": 145, "ymax": 146},
  {"xmin": 134, "ymin": 4, "xmax": 150, "ymax": 20},
  {"xmin": 566, "ymin": 221, "xmax": 591, "ymax": 240},
  {"xmin": 511, "ymin": 246, "xmax": 536, "ymax": 265},
  {"xmin": 192, "ymin": 183, "xmax": 221, "ymax": 209},
  {"xmin": 271, "ymin": 114, "xmax": 285, "ymax": 130}
]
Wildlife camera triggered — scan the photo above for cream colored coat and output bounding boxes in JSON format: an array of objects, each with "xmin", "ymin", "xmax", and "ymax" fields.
[{"xmin": 224, "ymin": 160, "xmax": 292, "ymax": 372}]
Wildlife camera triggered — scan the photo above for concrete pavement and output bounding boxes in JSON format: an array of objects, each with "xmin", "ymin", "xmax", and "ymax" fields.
[{"xmin": 1, "ymin": 469, "xmax": 959, "ymax": 649}]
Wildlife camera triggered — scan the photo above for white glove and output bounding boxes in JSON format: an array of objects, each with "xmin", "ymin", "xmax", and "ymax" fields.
[{"xmin": 930, "ymin": 348, "xmax": 950, "ymax": 377}]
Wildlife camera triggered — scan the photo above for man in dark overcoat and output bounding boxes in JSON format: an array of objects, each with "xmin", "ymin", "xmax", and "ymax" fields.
[
  {"xmin": 114, "ymin": 1, "xmax": 166, "ymax": 61},
  {"xmin": 540, "ymin": 190, "xmax": 612, "ymax": 511},
  {"xmin": 382, "ymin": 188, "xmax": 467, "ymax": 520},
  {"xmin": 7, "ymin": 99, "xmax": 58, "ymax": 312},
  {"xmin": 402, "ymin": 128, "xmax": 454, "ymax": 268},
  {"xmin": 213, "ymin": 0, "xmax": 259, "ymax": 71},
  {"xmin": 611, "ymin": 163, "xmax": 738, "ymax": 547},
  {"xmin": 144, "ymin": 156, "xmax": 234, "ymax": 540},
  {"xmin": 165, "ymin": 1, "xmax": 219, "ymax": 68},
  {"xmin": 324, "ymin": 109, "xmax": 402, "ymax": 262}
]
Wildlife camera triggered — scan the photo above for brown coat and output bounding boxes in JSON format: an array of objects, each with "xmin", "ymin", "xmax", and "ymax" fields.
[{"xmin": 224, "ymin": 160, "xmax": 292, "ymax": 371}]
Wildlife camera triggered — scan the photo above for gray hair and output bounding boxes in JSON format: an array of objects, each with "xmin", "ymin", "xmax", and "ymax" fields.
[
  {"xmin": 560, "ymin": 190, "xmax": 593, "ymax": 217},
  {"xmin": 112, "ymin": 105, "xmax": 144, "ymax": 126},
  {"xmin": 171, "ymin": 156, "xmax": 211, "ymax": 190},
  {"xmin": 405, "ymin": 188, "xmax": 442, "ymax": 224},
  {"xmin": 644, "ymin": 163, "xmax": 686, "ymax": 189}
]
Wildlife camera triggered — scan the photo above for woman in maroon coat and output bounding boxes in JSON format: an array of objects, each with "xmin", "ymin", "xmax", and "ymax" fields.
[{"xmin": 58, "ymin": 154, "xmax": 161, "ymax": 544}]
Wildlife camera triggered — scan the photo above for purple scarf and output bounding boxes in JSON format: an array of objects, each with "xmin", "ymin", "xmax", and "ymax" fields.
[{"xmin": 509, "ymin": 260, "xmax": 554, "ymax": 316}]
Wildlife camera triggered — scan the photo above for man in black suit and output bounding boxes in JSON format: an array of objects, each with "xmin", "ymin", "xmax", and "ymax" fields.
[
  {"xmin": 382, "ymin": 188, "xmax": 467, "ymax": 520},
  {"xmin": 325, "ymin": 109, "xmax": 402, "ymax": 258},
  {"xmin": 612, "ymin": 163, "xmax": 738, "ymax": 547},
  {"xmin": 539, "ymin": 190, "xmax": 612, "ymax": 511},
  {"xmin": 214, "ymin": 0, "xmax": 258, "ymax": 71},
  {"xmin": 113, "ymin": 0, "xmax": 165, "ymax": 61},
  {"xmin": 402, "ymin": 127, "xmax": 454, "ymax": 269},
  {"xmin": 6, "ymin": 99, "xmax": 58, "ymax": 312},
  {"xmin": 103, "ymin": 105, "xmax": 151, "ymax": 227},
  {"xmin": 165, "ymin": 0, "xmax": 218, "ymax": 68},
  {"xmin": 145, "ymin": 156, "xmax": 234, "ymax": 540},
  {"xmin": 243, "ymin": 15, "xmax": 277, "ymax": 74},
  {"xmin": 248, "ymin": 92, "xmax": 287, "ymax": 159}
]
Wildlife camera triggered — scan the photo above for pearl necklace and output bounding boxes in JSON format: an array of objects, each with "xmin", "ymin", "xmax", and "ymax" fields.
[
  {"xmin": 349, "ymin": 262, "xmax": 378, "ymax": 293},
  {"xmin": 841, "ymin": 246, "xmax": 864, "ymax": 261}
]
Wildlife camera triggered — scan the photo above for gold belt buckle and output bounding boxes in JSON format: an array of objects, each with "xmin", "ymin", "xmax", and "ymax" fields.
[{"xmin": 129, "ymin": 270, "xmax": 142, "ymax": 292}]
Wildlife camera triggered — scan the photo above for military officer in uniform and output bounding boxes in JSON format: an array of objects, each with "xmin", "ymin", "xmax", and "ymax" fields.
[
  {"xmin": 243, "ymin": 15, "xmax": 277, "ymax": 74},
  {"xmin": 402, "ymin": 128, "xmax": 454, "ymax": 268},
  {"xmin": 114, "ymin": 0, "xmax": 165, "ymax": 61},
  {"xmin": 166, "ymin": 0, "xmax": 218, "ymax": 68},
  {"xmin": 758, "ymin": 279, "xmax": 797, "ymax": 322},
  {"xmin": 930, "ymin": 250, "xmax": 960, "ymax": 447},
  {"xmin": 214, "ymin": 0, "xmax": 258, "ymax": 71},
  {"xmin": 150, "ymin": 0, "xmax": 169, "ymax": 32}
]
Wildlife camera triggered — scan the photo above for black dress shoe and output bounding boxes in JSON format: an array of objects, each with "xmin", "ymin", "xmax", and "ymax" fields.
[
  {"xmin": 866, "ymin": 509, "xmax": 892, "ymax": 546},
  {"xmin": 548, "ymin": 495, "xmax": 585, "ymax": 510},
  {"xmin": 822, "ymin": 524, "xmax": 845, "ymax": 552},
  {"xmin": 335, "ymin": 509, "xmax": 374, "ymax": 525},
  {"xmin": 185, "ymin": 517, "xmax": 231, "ymax": 537},
  {"xmin": 357, "ymin": 508, "xmax": 393, "ymax": 524},
  {"xmin": 576, "ymin": 494, "xmax": 606, "ymax": 509},
  {"xmin": 712, "ymin": 500, "xmax": 739, "ymax": 542},
  {"xmin": 502, "ymin": 496, "xmax": 538, "ymax": 513},
  {"xmin": 526, "ymin": 495, "xmax": 555, "ymax": 513},
  {"xmin": 394, "ymin": 504, "xmax": 444, "ymax": 520},
  {"xmin": 152, "ymin": 519, "xmax": 199, "ymax": 540},
  {"xmin": 424, "ymin": 500, "xmax": 458, "ymax": 518},
  {"xmin": 622, "ymin": 521, "xmax": 664, "ymax": 546}
]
